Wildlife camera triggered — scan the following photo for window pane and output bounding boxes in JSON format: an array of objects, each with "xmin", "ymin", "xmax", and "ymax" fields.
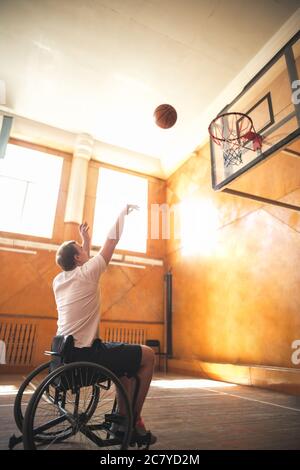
[
  {"xmin": 0, "ymin": 176, "xmax": 26, "ymax": 232},
  {"xmin": 21, "ymin": 180, "xmax": 60, "ymax": 237},
  {"xmin": 92, "ymin": 168, "xmax": 148, "ymax": 253},
  {"xmin": 0, "ymin": 144, "xmax": 63, "ymax": 237}
]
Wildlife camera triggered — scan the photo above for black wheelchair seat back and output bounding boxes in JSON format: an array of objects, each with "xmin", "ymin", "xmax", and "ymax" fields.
[
  {"xmin": 49, "ymin": 335, "xmax": 107, "ymax": 391},
  {"xmin": 49, "ymin": 335, "xmax": 74, "ymax": 372}
]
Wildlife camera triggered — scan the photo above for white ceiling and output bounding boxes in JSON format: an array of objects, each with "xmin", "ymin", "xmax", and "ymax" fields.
[{"xmin": 0, "ymin": 0, "xmax": 299, "ymax": 178}]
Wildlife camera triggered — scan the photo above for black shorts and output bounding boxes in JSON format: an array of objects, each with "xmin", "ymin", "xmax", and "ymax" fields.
[{"xmin": 69, "ymin": 339, "xmax": 142, "ymax": 378}]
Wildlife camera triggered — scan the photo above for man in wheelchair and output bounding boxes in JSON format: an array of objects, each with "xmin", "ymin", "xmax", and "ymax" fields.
[{"xmin": 53, "ymin": 205, "xmax": 157, "ymax": 447}]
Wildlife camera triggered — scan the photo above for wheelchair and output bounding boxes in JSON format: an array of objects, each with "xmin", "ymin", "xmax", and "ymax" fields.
[{"xmin": 9, "ymin": 335, "xmax": 153, "ymax": 450}]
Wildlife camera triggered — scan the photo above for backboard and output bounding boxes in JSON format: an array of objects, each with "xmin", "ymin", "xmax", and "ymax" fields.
[{"xmin": 210, "ymin": 30, "xmax": 300, "ymax": 203}]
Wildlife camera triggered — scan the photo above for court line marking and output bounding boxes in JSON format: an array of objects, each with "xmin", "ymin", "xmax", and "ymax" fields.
[
  {"xmin": 21, "ymin": 375, "xmax": 39, "ymax": 393},
  {"xmin": 201, "ymin": 387, "xmax": 300, "ymax": 413},
  {"xmin": 28, "ymin": 380, "xmax": 37, "ymax": 391},
  {"xmin": 147, "ymin": 394, "xmax": 220, "ymax": 400}
]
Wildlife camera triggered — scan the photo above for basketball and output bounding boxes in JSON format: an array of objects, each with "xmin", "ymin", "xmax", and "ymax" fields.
[{"xmin": 153, "ymin": 104, "xmax": 177, "ymax": 129}]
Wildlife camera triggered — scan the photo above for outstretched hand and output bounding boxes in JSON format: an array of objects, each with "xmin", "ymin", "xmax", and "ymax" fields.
[
  {"xmin": 79, "ymin": 222, "xmax": 90, "ymax": 240},
  {"xmin": 126, "ymin": 204, "xmax": 139, "ymax": 215}
]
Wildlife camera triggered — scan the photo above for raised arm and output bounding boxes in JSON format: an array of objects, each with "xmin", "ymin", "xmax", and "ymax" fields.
[
  {"xmin": 100, "ymin": 204, "xmax": 139, "ymax": 265},
  {"xmin": 79, "ymin": 222, "xmax": 90, "ymax": 257}
]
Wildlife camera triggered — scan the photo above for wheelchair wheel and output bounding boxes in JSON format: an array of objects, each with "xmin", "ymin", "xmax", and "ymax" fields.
[
  {"xmin": 23, "ymin": 362, "xmax": 132, "ymax": 450},
  {"xmin": 14, "ymin": 361, "xmax": 51, "ymax": 432}
]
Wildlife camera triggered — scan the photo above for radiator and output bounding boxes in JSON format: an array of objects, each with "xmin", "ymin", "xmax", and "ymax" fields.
[
  {"xmin": 0, "ymin": 321, "xmax": 36, "ymax": 365},
  {"xmin": 103, "ymin": 326, "xmax": 146, "ymax": 344}
]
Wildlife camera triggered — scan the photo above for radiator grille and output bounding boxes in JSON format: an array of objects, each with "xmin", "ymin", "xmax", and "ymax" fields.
[
  {"xmin": 103, "ymin": 327, "xmax": 146, "ymax": 344},
  {"xmin": 0, "ymin": 321, "xmax": 36, "ymax": 365}
]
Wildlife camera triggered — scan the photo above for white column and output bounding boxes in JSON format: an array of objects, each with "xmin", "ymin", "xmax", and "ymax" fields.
[{"xmin": 64, "ymin": 133, "xmax": 94, "ymax": 224}]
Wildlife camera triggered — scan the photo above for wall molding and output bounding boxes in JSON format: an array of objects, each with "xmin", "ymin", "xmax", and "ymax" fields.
[
  {"xmin": 0, "ymin": 236, "xmax": 164, "ymax": 268},
  {"xmin": 169, "ymin": 358, "xmax": 300, "ymax": 395}
]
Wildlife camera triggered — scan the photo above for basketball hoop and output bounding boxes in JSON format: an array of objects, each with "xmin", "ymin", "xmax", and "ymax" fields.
[{"xmin": 208, "ymin": 112, "xmax": 263, "ymax": 167}]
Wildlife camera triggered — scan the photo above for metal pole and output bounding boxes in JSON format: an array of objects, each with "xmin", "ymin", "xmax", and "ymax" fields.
[{"xmin": 164, "ymin": 270, "xmax": 173, "ymax": 357}]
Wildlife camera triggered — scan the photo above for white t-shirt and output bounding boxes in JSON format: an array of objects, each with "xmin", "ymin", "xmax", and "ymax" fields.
[{"xmin": 53, "ymin": 253, "xmax": 107, "ymax": 348}]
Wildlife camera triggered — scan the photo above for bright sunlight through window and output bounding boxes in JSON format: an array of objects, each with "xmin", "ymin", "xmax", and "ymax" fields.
[
  {"xmin": 0, "ymin": 144, "xmax": 63, "ymax": 238},
  {"xmin": 92, "ymin": 168, "xmax": 148, "ymax": 253},
  {"xmin": 180, "ymin": 197, "xmax": 219, "ymax": 256}
]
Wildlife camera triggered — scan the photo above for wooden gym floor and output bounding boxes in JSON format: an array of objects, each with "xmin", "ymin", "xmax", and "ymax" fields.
[{"xmin": 0, "ymin": 372, "xmax": 300, "ymax": 450}]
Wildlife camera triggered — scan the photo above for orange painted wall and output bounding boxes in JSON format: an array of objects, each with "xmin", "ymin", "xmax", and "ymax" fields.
[{"xmin": 166, "ymin": 142, "xmax": 300, "ymax": 371}]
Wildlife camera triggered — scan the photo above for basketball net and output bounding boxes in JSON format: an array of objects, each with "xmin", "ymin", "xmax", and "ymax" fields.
[{"xmin": 208, "ymin": 112, "xmax": 263, "ymax": 167}]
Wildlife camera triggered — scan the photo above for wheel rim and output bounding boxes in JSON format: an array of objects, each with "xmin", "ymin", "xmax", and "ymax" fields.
[{"xmin": 14, "ymin": 361, "xmax": 50, "ymax": 432}]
